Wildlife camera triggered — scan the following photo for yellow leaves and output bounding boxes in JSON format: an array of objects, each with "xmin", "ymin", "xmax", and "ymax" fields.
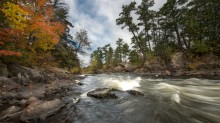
[
  {"xmin": 2, "ymin": 2, "xmax": 28, "ymax": 30},
  {"xmin": 33, "ymin": 32, "xmax": 57, "ymax": 51}
]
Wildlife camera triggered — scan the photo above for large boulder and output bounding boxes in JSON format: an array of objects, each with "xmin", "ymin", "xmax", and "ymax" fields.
[
  {"xmin": 20, "ymin": 98, "xmax": 65, "ymax": 122},
  {"xmin": 0, "ymin": 106, "xmax": 22, "ymax": 121},
  {"xmin": 87, "ymin": 88, "xmax": 118, "ymax": 99}
]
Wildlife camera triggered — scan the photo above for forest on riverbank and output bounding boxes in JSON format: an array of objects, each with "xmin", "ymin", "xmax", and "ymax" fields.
[
  {"xmin": 87, "ymin": 0, "xmax": 220, "ymax": 77},
  {"xmin": 0, "ymin": 0, "xmax": 220, "ymax": 77},
  {"xmin": 0, "ymin": 0, "xmax": 92, "ymax": 74}
]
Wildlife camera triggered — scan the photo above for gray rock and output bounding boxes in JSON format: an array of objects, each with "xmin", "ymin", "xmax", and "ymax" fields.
[
  {"xmin": 0, "ymin": 87, "xmax": 46, "ymax": 100},
  {"xmin": 0, "ymin": 106, "xmax": 22, "ymax": 121},
  {"xmin": 27, "ymin": 96, "xmax": 39, "ymax": 104},
  {"xmin": 87, "ymin": 88, "xmax": 118, "ymax": 99},
  {"xmin": 0, "ymin": 77, "xmax": 20, "ymax": 92},
  {"xmin": 9, "ymin": 65, "xmax": 54, "ymax": 83},
  {"xmin": 21, "ymin": 98, "xmax": 65, "ymax": 122},
  {"xmin": 126, "ymin": 90, "xmax": 144, "ymax": 96},
  {"xmin": 16, "ymin": 87, "xmax": 46, "ymax": 99}
]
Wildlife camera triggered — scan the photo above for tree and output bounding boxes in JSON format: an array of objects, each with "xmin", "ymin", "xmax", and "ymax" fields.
[
  {"xmin": 0, "ymin": 2, "xmax": 27, "ymax": 59},
  {"xmin": 75, "ymin": 29, "xmax": 90, "ymax": 53},
  {"xmin": 122, "ymin": 43, "xmax": 130, "ymax": 62},
  {"xmin": 136, "ymin": 0, "xmax": 155, "ymax": 51},
  {"xmin": 129, "ymin": 50, "xmax": 141, "ymax": 65},
  {"xmin": 91, "ymin": 47, "xmax": 103, "ymax": 70},
  {"xmin": 116, "ymin": 2, "xmax": 148, "ymax": 63},
  {"xmin": 23, "ymin": 0, "xmax": 66, "ymax": 65},
  {"xmin": 102, "ymin": 44, "xmax": 113, "ymax": 66},
  {"xmin": 52, "ymin": 40, "xmax": 80, "ymax": 71}
]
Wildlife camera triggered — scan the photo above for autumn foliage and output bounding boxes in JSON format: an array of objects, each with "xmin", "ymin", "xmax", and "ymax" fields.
[{"xmin": 0, "ymin": 0, "xmax": 66, "ymax": 64}]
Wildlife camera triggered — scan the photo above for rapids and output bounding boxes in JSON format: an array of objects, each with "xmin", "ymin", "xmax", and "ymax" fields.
[{"xmin": 72, "ymin": 73, "xmax": 220, "ymax": 123}]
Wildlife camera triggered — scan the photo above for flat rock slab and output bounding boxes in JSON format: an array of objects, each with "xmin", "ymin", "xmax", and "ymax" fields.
[
  {"xmin": 20, "ymin": 98, "xmax": 64, "ymax": 122},
  {"xmin": 87, "ymin": 88, "xmax": 118, "ymax": 99},
  {"xmin": 126, "ymin": 90, "xmax": 144, "ymax": 96},
  {"xmin": 17, "ymin": 87, "xmax": 46, "ymax": 99}
]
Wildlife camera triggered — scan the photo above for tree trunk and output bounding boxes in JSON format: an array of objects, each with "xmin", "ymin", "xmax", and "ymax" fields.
[{"xmin": 174, "ymin": 24, "xmax": 183, "ymax": 51}]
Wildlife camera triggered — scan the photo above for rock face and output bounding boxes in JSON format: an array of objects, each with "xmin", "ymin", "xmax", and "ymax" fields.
[
  {"xmin": 87, "ymin": 88, "xmax": 118, "ymax": 99},
  {"xmin": 126, "ymin": 90, "xmax": 144, "ymax": 96},
  {"xmin": 20, "ymin": 98, "xmax": 65, "ymax": 122},
  {"xmin": 170, "ymin": 52, "xmax": 185, "ymax": 70},
  {"xmin": 0, "ymin": 106, "xmax": 22, "ymax": 121},
  {"xmin": 9, "ymin": 65, "xmax": 54, "ymax": 84}
]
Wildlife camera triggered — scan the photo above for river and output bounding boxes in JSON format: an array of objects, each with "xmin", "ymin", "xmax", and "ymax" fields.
[{"xmin": 70, "ymin": 73, "xmax": 220, "ymax": 123}]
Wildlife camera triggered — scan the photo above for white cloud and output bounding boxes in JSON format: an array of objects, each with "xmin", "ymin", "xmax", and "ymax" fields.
[{"xmin": 64, "ymin": 0, "xmax": 166, "ymax": 66}]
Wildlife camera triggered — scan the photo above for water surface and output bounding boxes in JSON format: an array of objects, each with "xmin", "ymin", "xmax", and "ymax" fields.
[{"xmin": 73, "ymin": 73, "xmax": 220, "ymax": 123}]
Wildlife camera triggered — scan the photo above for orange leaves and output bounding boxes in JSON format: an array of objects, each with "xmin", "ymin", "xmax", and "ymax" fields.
[
  {"xmin": 37, "ymin": 0, "xmax": 47, "ymax": 8},
  {"xmin": 27, "ymin": 18, "xmax": 65, "ymax": 51},
  {"xmin": 24, "ymin": 1, "xmax": 65, "ymax": 52},
  {"xmin": 0, "ymin": 28, "xmax": 23, "ymax": 43},
  {"xmin": 0, "ymin": 50, "xmax": 22, "ymax": 57},
  {"xmin": 0, "ymin": 0, "xmax": 67, "ymax": 63},
  {"xmin": 0, "ymin": 28, "xmax": 25, "ymax": 57},
  {"xmin": 45, "ymin": 6, "xmax": 55, "ymax": 19}
]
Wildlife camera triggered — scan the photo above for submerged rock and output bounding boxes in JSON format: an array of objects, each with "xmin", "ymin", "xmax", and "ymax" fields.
[
  {"xmin": 20, "ymin": 98, "xmax": 65, "ymax": 122},
  {"xmin": 87, "ymin": 88, "xmax": 118, "ymax": 99},
  {"xmin": 0, "ymin": 106, "xmax": 22, "ymax": 121},
  {"xmin": 126, "ymin": 90, "xmax": 144, "ymax": 96}
]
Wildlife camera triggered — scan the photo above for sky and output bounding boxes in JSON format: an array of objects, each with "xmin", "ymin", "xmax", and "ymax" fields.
[{"xmin": 64, "ymin": 0, "xmax": 167, "ymax": 66}]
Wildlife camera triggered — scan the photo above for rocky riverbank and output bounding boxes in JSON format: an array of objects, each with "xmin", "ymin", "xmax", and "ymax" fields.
[
  {"xmin": 94, "ymin": 52, "xmax": 220, "ymax": 79},
  {"xmin": 0, "ymin": 65, "xmax": 84, "ymax": 122}
]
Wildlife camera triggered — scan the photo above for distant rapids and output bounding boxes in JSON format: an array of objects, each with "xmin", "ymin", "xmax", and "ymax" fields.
[{"xmin": 72, "ymin": 73, "xmax": 220, "ymax": 123}]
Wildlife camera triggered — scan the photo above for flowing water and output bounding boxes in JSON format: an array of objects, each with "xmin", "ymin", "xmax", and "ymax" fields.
[{"xmin": 72, "ymin": 73, "xmax": 220, "ymax": 123}]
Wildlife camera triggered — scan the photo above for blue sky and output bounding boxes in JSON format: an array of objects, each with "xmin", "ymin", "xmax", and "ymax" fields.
[{"xmin": 64, "ymin": 0, "xmax": 167, "ymax": 66}]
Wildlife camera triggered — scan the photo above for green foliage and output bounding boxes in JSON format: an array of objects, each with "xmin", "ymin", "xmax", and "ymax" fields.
[
  {"xmin": 115, "ymin": 0, "xmax": 220, "ymax": 68},
  {"xmin": 90, "ymin": 47, "xmax": 103, "ymax": 70},
  {"xmin": 154, "ymin": 40, "xmax": 176, "ymax": 61},
  {"xmin": 129, "ymin": 50, "xmax": 141, "ymax": 65},
  {"xmin": 51, "ymin": 40, "xmax": 80, "ymax": 70},
  {"xmin": 192, "ymin": 41, "xmax": 210, "ymax": 54}
]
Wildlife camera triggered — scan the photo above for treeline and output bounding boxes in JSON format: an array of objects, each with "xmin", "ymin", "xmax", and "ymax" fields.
[
  {"xmin": 0, "ymin": 0, "xmax": 88, "ymax": 73},
  {"xmin": 90, "ymin": 38, "xmax": 131, "ymax": 70},
  {"xmin": 90, "ymin": 0, "xmax": 220, "ymax": 71}
]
